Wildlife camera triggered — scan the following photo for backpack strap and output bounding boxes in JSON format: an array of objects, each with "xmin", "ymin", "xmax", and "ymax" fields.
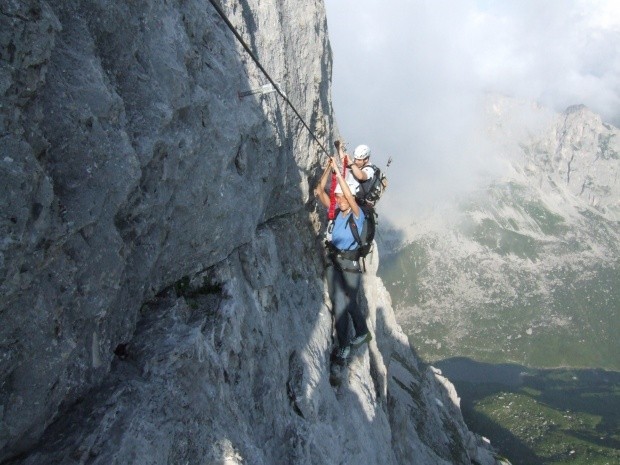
[
  {"xmin": 348, "ymin": 209, "xmax": 372, "ymax": 272},
  {"xmin": 354, "ymin": 164, "xmax": 376, "ymax": 200},
  {"xmin": 347, "ymin": 214, "xmax": 362, "ymax": 248}
]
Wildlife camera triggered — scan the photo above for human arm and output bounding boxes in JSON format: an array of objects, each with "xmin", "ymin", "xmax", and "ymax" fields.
[
  {"xmin": 336, "ymin": 140, "xmax": 348, "ymax": 165},
  {"xmin": 337, "ymin": 141, "xmax": 370, "ymax": 181},
  {"xmin": 332, "ymin": 159, "xmax": 361, "ymax": 218},
  {"xmin": 349, "ymin": 160, "xmax": 370, "ymax": 181},
  {"xmin": 314, "ymin": 159, "xmax": 332, "ymax": 208}
]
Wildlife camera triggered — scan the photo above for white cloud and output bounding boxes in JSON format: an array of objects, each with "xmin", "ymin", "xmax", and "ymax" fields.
[
  {"xmin": 579, "ymin": 0, "xmax": 620, "ymax": 30},
  {"xmin": 324, "ymin": 0, "xmax": 620, "ymax": 228}
]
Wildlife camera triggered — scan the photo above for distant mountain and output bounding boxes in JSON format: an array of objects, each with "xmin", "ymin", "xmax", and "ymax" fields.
[{"xmin": 380, "ymin": 97, "xmax": 620, "ymax": 370}]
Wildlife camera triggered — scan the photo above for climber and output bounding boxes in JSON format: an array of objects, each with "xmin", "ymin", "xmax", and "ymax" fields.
[
  {"xmin": 314, "ymin": 156, "xmax": 373, "ymax": 365},
  {"xmin": 337, "ymin": 143, "xmax": 376, "ymax": 200}
]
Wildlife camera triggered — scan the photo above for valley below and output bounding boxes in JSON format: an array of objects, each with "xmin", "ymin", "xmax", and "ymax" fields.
[{"xmin": 436, "ymin": 358, "xmax": 620, "ymax": 465}]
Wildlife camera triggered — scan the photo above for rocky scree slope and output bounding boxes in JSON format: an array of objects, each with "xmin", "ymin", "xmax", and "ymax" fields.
[{"xmin": 1, "ymin": 1, "xmax": 496, "ymax": 463}]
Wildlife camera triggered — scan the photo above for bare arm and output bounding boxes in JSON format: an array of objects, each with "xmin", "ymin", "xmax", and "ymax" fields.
[
  {"xmin": 349, "ymin": 161, "xmax": 369, "ymax": 181},
  {"xmin": 338, "ymin": 142, "xmax": 369, "ymax": 181},
  {"xmin": 337, "ymin": 141, "xmax": 348, "ymax": 165},
  {"xmin": 314, "ymin": 159, "xmax": 332, "ymax": 208},
  {"xmin": 333, "ymin": 159, "xmax": 360, "ymax": 218}
]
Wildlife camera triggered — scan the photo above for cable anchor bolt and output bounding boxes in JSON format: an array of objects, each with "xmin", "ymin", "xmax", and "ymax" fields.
[{"xmin": 238, "ymin": 82, "xmax": 280, "ymax": 99}]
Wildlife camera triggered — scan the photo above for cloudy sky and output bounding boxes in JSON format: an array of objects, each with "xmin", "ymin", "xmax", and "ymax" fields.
[{"xmin": 324, "ymin": 0, "xmax": 620, "ymax": 229}]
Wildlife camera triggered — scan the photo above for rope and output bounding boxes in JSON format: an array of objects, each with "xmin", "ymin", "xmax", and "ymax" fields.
[{"xmin": 206, "ymin": 0, "xmax": 330, "ymax": 158}]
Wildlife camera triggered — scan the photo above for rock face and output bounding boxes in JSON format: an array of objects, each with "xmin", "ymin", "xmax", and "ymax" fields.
[{"xmin": 1, "ymin": 1, "xmax": 496, "ymax": 464}]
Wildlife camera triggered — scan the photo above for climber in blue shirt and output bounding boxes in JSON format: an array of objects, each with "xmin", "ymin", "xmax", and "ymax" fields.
[{"xmin": 315, "ymin": 157, "xmax": 372, "ymax": 365}]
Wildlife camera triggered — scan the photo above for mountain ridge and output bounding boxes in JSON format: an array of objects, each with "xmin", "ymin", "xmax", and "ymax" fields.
[{"xmin": 380, "ymin": 96, "xmax": 619, "ymax": 370}]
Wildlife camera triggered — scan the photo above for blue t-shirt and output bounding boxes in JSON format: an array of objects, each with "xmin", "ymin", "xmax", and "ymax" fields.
[{"xmin": 331, "ymin": 208, "xmax": 365, "ymax": 251}]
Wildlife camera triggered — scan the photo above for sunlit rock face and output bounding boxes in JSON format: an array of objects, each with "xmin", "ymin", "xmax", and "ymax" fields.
[
  {"xmin": 1, "ymin": 1, "xmax": 496, "ymax": 464},
  {"xmin": 530, "ymin": 104, "xmax": 620, "ymax": 219}
]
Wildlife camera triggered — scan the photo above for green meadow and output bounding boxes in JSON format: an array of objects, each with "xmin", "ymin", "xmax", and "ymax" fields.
[{"xmin": 435, "ymin": 359, "xmax": 620, "ymax": 465}]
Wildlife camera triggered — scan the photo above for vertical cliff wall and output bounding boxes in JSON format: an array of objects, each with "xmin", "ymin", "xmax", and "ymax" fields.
[{"xmin": 1, "ymin": 1, "xmax": 497, "ymax": 464}]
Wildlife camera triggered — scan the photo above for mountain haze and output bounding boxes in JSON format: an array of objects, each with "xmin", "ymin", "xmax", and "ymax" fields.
[
  {"xmin": 381, "ymin": 96, "xmax": 620, "ymax": 369},
  {"xmin": 1, "ymin": 1, "xmax": 499, "ymax": 464}
]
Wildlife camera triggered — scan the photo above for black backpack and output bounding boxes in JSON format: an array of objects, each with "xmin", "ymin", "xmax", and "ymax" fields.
[
  {"xmin": 355, "ymin": 165, "xmax": 387, "ymax": 205},
  {"xmin": 347, "ymin": 203, "xmax": 376, "ymax": 260}
]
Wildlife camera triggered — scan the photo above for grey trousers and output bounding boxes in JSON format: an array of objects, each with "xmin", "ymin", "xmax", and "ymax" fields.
[{"xmin": 326, "ymin": 259, "xmax": 369, "ymax": 347}]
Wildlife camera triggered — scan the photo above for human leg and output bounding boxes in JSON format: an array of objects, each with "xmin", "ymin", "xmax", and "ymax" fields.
[
  {"xmin": 341, "ymin": 269, "xmax": 368, "ymax": 339},
  {"xmin": 325, "ymin": 264, "xmax": 350, "ymax": 348}
]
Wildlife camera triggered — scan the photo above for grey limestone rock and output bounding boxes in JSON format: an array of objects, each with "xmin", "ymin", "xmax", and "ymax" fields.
[{"xmin": 1, "ymin": 1, "xmax": 497, "ymax": 464}]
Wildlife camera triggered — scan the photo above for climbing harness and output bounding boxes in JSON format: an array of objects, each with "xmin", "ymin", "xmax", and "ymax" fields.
[{"xmin": 206, "ymin": 0, "xmax": 330, "ymax": 158}]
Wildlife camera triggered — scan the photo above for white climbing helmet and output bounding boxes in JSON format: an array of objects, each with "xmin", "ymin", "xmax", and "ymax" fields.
[{"xmin": 353, "ymin": 144, "xmax": 371, "ymax": 160}]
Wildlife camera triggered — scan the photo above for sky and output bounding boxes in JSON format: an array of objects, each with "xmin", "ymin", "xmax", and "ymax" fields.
[{"xmin": 324, "ymin": 0, "xmax": 620, "ymax": 230}]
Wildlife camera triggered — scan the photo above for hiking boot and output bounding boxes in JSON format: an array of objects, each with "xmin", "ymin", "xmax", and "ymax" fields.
[
  {"xmin": 333, "ymin": 345, "xmax": 350, "ymax": 365},
  {"xmin": 350, "ymin": 331, "xmax": 372, "ymax": 348}
]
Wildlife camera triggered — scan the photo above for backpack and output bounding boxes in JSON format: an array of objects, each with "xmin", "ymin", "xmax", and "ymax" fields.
[
  {"xmin": 326, "ymin": 205, "xmax": 377, "ymax": 262},
  {"xmin": 347, "ymin": 203, "xmax": 376, "ymax": 260},
  {"xmin": 355, "ymin": 164, "xmax": 387, "ymax": 206}
]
